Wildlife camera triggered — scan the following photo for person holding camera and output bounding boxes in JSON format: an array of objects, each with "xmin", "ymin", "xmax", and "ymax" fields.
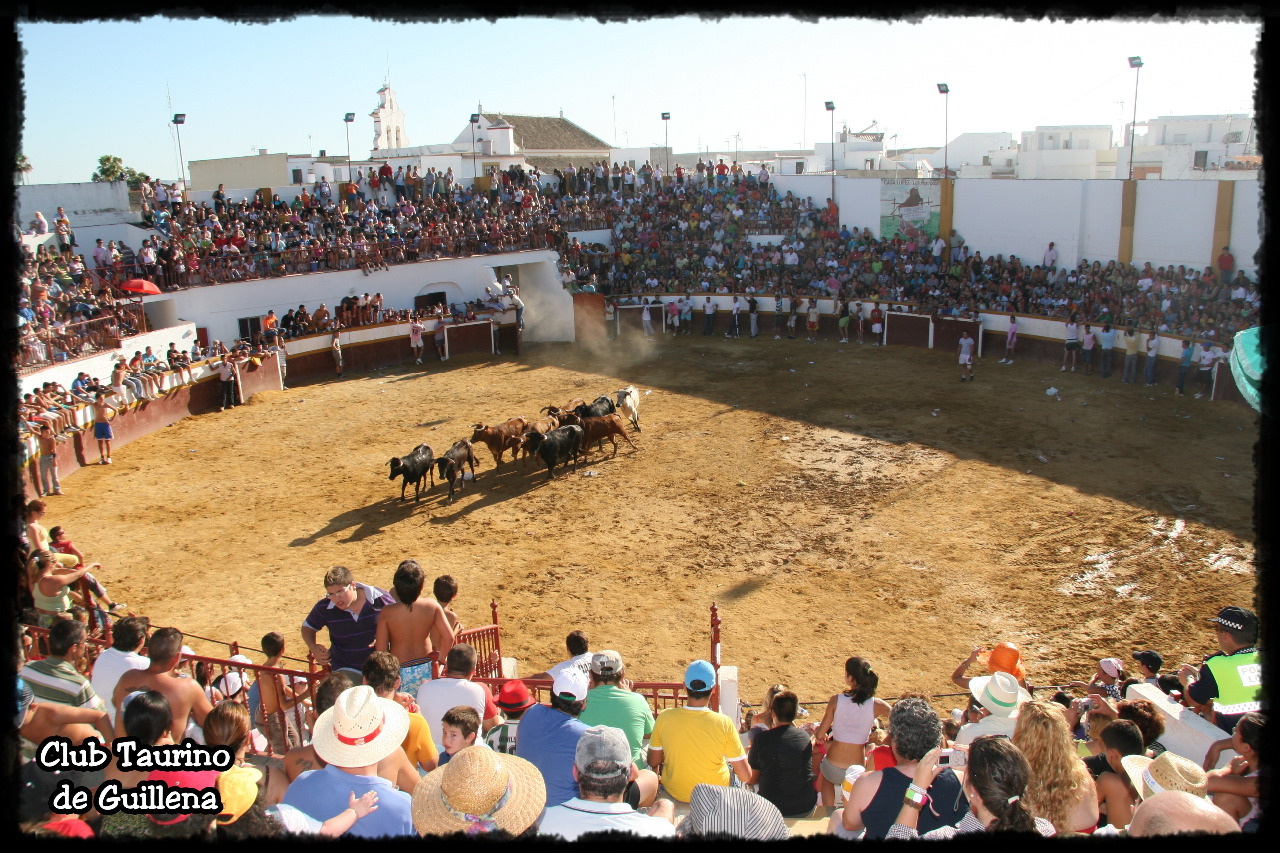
[
  {"xmin": 887, "ymin": 737, "xmax": 1057, "ymax": 837},
  {"xmin": 829, "ymin": 697, "xmax": 969, "ymax": 840}
]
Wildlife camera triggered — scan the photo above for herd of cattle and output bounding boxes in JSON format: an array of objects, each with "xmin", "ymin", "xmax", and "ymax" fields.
[{"xmin": 388, "ymin": 385, "xmax": 643, "ymax": 501}]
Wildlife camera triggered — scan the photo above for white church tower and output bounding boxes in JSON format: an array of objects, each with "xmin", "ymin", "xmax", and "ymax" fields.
[{"xmin": 370, "ymin": 83, "xmax": 410, "ymax": 152}]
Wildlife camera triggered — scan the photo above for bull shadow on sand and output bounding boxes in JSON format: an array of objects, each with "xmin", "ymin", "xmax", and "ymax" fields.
[
  {"xmin": 428, "ymin": 449, "xmax": 627, "ymax": 525},
  {"xmin": 291, "ymin": 495, "xmax": 435, "ymax": 545},
  {"xmin": 720, "ymin": 578, "xmax": 764, "ymax": 600}
]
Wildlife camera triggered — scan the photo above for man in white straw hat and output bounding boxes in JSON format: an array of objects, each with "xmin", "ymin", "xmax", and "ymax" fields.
[
  {"xmin": 1127, "ymin": 791, "xmax": 1241, "ymax": 836},
  {"xmin": 954, "ymin": 671, "xmax": 1032, "ymax": 746},
  {"xmin": 537, "ymin": 725, "xmax": 676, "ymax": 840},
  {"xmin": 412, "ymin": 744, "xmax": 546, "ymax": 837},
  {"xmin": 281, "ymin": 684, "xmax": 414, "ymax": 837}
]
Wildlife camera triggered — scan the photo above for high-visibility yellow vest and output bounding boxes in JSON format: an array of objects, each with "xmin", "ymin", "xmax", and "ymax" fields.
[{"xmin": 1204, "ymin": 649, "xmax": 1261, "ymax": 716}]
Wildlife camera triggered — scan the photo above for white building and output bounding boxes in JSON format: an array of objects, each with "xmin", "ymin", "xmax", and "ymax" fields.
[
  {"xmin": 370, "ymin": 84, "xmax": 411, "ymax": 152},
  {"xmin": 915, "ymin": 132, "xmax": 1017, "ymax": 177}
]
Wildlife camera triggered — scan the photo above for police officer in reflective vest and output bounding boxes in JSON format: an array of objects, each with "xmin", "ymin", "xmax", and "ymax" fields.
[{"xmin": 1178, "ymin": 606, "xmax": 1261, "ymax": 733}]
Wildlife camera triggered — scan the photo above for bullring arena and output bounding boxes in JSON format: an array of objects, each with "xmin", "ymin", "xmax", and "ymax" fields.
[{"xmin": 38, "ymin": 328, "xmax": 1256, "ymax": 708}]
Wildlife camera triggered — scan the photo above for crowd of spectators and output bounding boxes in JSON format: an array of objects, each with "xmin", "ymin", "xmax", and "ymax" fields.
[
  {"xmin": 18, "ymin": 157, "xmax": 1255, "ymax": 383},
  {"xmin": 17, "ymin": 221, "xmax": 146, "ymax": 371},
  {"xmin": 539, "ymin": 168, "xmax": 1257, "ymax": 347},
  {"xmin": 14, "ymin": 527, "xmax": 1263, "ymax": 842}
]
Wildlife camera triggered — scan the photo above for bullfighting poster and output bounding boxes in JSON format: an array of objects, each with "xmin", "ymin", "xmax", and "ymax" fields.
[{"xmin": 880, "ymin": 178, "xmax": 941, "ymax": 244}]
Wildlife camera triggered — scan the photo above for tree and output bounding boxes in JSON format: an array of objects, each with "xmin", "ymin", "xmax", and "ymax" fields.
[
  {"xmin": 91, "ymin": 154, "xmax": 150, "ymax": 189},
  {"xmin": 15, "ymin": 153, "xmax": 32, "ymax": 184}
]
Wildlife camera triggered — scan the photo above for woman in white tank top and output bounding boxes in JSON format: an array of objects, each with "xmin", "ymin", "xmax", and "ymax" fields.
[{"xmin": 813, "ymin": 657, "xmax": 894, "ymax": 809}]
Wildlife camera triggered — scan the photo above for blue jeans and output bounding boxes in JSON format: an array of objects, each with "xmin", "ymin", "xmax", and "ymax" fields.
[
  {"xmin": 1122, "ymin": 353, "xmax": 1139, "ymax": 382},
  {"xmin": 1100, "ymin": 350, "xmax": 1113, "ymax": 378},
  {"xmin": 1145, "ymin": 356, "xmax": 1157, "ymax": 384}
]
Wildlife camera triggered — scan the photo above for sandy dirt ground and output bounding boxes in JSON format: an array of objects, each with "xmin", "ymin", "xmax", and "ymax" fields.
[{"xmin": 49, "ymin": 328, "xmax": 1257, "ymax": 713}]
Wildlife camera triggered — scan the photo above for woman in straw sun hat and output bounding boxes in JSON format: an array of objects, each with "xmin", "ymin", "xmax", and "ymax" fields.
[{"xmin": 412, "ymin": 744, "xmax": 546, "ymax": 837}]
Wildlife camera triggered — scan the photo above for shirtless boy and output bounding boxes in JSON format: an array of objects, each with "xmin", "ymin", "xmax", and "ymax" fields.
[
  {"xmin": 375, "ymin": 559, "xmax": 455, "ymax": 699},
  {"xmin": 91, "ymin": 392, "xmax": 117, "ymax": 465}
]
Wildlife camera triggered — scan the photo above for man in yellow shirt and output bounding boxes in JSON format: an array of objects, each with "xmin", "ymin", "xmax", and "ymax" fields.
[
  {"xmin": 1121, "ymin": 324, "xmax": 1142, "ymax": 383},
  {"xmin": 362, "ymin": 651, "xmax": 439, "ymax": 775},
  {"xmin": 647, "ymin": 660, "xmax": 751, "ymax": 804}
]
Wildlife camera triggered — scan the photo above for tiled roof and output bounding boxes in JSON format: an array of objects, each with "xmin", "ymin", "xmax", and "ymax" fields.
[{"xmin": 490, "ymin": 114, "xmax": 611, "ymax": 152}]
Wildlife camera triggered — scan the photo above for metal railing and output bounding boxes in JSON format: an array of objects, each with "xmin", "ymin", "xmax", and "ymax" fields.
[
  {"xmin": 17, "ymin": 316, "xmax": 134, "ymax": 375},
  {"xmin": 20, "ymin": 600, "xmax": 727, "ymax": 752}
]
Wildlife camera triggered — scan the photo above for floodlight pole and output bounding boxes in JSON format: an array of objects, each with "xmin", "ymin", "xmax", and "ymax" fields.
[
  {"xmin": 344, "ymin": 112, "xmax": 355, "ymax": 183},
  {"xmin": 172, "ymin": 113, "xmax": 187, "ymax": 198},
  {"xmin": 1128, "ymin": 57, "xmax": 1143, "ymax": 180}
]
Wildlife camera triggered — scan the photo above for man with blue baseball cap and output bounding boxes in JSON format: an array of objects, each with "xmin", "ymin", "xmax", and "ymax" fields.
[{"xmin": 647, "ymin": 660, "xmax": 751, "ymax": 807}]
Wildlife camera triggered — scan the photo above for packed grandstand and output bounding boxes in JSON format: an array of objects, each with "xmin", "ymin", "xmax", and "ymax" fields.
[{"xmin": 14, "ymin": 165, "xmax": 1263, "ymax": 840}]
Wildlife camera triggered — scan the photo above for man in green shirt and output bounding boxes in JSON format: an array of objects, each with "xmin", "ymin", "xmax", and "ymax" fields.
[{"xmin": 579, "ymin": 650, "xmax": 654, "ymax": 766}]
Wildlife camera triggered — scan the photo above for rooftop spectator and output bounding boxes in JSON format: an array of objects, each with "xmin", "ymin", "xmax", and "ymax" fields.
[
  {"xmin": 411, "ymin": 744, "xmax": 545, "ymax": 838},
  {"xmin": 281, "ymin": 684, "xmax": 415, "ymax": 838},
  {"xmin": 1011, "ymin": 700, "xmax": 1099, "ymax": 833},
  {"xmin": 301, "ymin": 565, "xmax": 395, "ymax": 678},
  {"xmin": 832, "ymin": 696, "xmax": 969, "ymax": 840},
  {"xmin": 537, "ymin": 724, "xmax": 677, "ymax": 841}
]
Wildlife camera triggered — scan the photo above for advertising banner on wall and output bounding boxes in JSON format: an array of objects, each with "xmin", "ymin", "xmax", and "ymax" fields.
[{"xmin": 880, "ymin": 178, "xmax": 941, "ymax": 243}]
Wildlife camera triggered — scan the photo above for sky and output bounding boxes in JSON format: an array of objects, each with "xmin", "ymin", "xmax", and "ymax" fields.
[{"xmin": 17, "ymin": 15, "xmax": 1260, "ymax": 185}]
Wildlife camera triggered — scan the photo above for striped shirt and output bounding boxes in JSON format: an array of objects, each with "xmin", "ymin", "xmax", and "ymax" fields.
[
  {"xmin": 484, "ymin": 719, "xmax": 520, "ymax": 754},
  {"xmin": 21, "ymin": 658, "xmax": 106, "ymax": 711}
]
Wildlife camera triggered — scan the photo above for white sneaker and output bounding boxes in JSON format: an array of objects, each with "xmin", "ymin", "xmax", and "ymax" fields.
[
  {"xmin": 1071, "ymin": 366, "xmax": 1075, "ymax": 372},
  {"xmin": 774, "ymin": 335, "xmax": 781, "ymax": 340},
  {"xmin": 416, "ymin": 358, "xmax": 422, "ymax": 364},
  {"xmin": 1061, "ymin": 365, "xmax": 1066, "ymax": 371},
  {"xmin": 1007, "ymin": 360, "xmax": 1013, "ymax": 365},
  {"xmin": 998, "ymin": 358, "xmax": 1006, "ymax": 364}
]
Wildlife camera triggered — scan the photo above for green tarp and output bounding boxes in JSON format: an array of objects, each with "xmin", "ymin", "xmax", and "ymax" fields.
[{"xmin": 1228, "ymin": 326, "xmax": 1263, "ymax": 413}]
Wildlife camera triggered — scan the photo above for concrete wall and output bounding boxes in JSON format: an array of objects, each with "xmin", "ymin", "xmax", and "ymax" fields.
[
  {"xmin": 137, "ymin": 250, "xmax": 561, "ymax": 344},
  {"xmin": 18, "ymin": 181, "xmax": 133, "ymax": 228},
  {"xmin": 1079, "ymin": 181, "xmax": 1124, "ymax": 264},
  {"xmin": 1131, "ymin": 180, "xmax": 1219, "ymax": 272},
  {"xmin": 188, "ymin": 153, "xmax": 289, "ymax": 192},
  {"xmin": 953, "ymin": 180, "xmax": 1085, "ymax": 268},
  {"xmin": 1230, "ymin": 181, "xmax": 1261, "ymax": 275}
]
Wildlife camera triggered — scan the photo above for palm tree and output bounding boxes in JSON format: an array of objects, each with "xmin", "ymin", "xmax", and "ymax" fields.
[
  {"xmin": 15, "ymin": 153, "xmax": 32, "ymax": 184},
  {"xmin": 92, "ymin": 154, "xmax": 126, "ymax": 183}
]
